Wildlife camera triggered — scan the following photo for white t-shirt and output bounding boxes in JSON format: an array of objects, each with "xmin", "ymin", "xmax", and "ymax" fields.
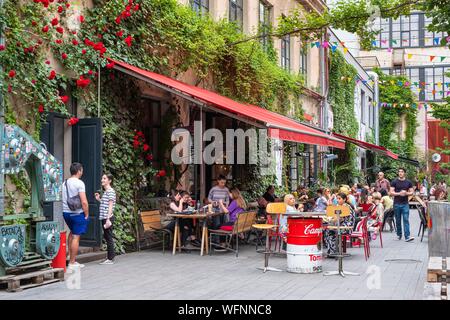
[{"xmin": 62, "ymin": 177, "xmax": 86, "ymax": 214}]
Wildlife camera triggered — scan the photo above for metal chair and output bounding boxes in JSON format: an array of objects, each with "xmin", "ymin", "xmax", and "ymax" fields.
[
  {"xmin": 265, "ymin": 202, "xmax": 287, "ymax": 253},
  {"xmin": 252, "ymin": 223, "xmax": 281, "ymax": 273}
]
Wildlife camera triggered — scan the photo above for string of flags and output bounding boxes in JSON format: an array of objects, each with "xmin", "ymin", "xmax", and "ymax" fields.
[
  {"xmin": 379, "ymin": 102, "xmax": 431, "ymax": 110},
  {"xmin": 310, "ymin": 39, "xmax": 450, "ymax": 62},
  {"xmin": 371, "ymin": 36, "xmax": 450, "ymax": 47},
  {"xmin": 339, "ymin": 76, "xmax": 450, "ymax": 90}
]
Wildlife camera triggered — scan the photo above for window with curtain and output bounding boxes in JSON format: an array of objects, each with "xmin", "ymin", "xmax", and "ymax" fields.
[
  {"xmin": 281, "ymin": 34, "xmax": 290, "ymax": 71},
  {"xmin": 190, "ymin": 0, "xmax": 209, "ymax": 15},
  {"xmin": 259, "ymin": 1, "xmax": 271, "ymax": 50},
  {"xmin": 229, "ymin": 0, "xmax": 243, "ymax": 30},
  {"xmin": 299, "ymin": 48, "xmax": 308, "ymax": 84}
]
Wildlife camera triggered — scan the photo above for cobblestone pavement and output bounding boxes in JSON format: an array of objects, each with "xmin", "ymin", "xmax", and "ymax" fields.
[{"xmin": 0, "ymin": 209, "xmax": 428, "ymax": 300}]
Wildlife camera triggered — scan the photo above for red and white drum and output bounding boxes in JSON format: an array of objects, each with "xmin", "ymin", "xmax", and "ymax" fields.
[{"xmin": 286, "ymin": 217, "xmax": 323, "ymax": 273}]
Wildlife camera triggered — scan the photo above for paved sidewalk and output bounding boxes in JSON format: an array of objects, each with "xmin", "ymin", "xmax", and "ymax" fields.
[{"xmin": 0, "ymin": 209, "xmax": 428, "ymax": 300}]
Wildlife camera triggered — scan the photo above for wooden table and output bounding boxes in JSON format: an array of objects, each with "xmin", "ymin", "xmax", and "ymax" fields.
[{"xmin": 167, "ymin": 212, "xmax": 222, "ymax": 256}]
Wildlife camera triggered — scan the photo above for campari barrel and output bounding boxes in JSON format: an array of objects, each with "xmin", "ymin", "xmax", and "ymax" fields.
[{"xmin": 286, "ymin": 217, "xmax": 323, "ymax": 273}]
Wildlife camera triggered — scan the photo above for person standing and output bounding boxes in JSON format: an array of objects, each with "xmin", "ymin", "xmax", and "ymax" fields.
[
  {"xmin": 95, "ymin": 174, "xmax": 116, "ymax": 265},
  {"xmin": 208, "ymin": 175, "xmax": 230, "ymax": 228},
  {"xmin": 63, "ymin": 163, "xmax": 89, "ymax": 270},
  {"xmin": 390, "ymin": 168, "xmax": 415, "ymax": 242},
  {"xmin": 375, "ymin": 172, "xmax": 391, "ymax": 193}
]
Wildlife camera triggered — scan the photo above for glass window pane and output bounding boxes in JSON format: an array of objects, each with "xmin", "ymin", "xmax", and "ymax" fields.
[{"xmin": 401, "ymin": 16, "xmax": 409, "ymax": 30}]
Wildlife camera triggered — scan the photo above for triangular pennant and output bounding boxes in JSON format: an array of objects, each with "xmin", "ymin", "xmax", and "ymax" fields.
[
  {"xmin": 387, "ymin": 48, "xmax": 393, "ymax": 53},
  {"xmin": 430, "ymin": 55, "xmax": 436, "ymax": 61},
  {"xmin": 440, "ymin": 56, "xmax": 446, "ymax": 62},
  {"xmin": 437, "ymin": 82, "xmax": 442, "ymax": 88},
  {"xmin": 407, "ymin": 53, "xmax": 413, "ymax": 59},
  {"xmin": 371, "ymin": 40, "xmax": 377, "ymax": 46},
  {"xmin": 343, "ymin": 47, "xmax": 349, "ymax": 54},
  {"xmin": 322, "ymin": 41, "xmax": 329, "ymax": 48},
  {"xmin": 315, "ymin": 42, "xmax": 321, "ymax": 48},
  {"xmin": 392, "ymin": 40, "xmax": 397, "ymax": 44},
  {"xmin": 331, "ymin": 45, "xmax": 337, "ymax": 53},
  {"xmin": 381, "ymin": 40, "xmax": 387, "ymax": 44},
  {"xmin": 310, "ymin": 42, "xmax": 316, "ymax": 48},
  {"xmin": 433, "ymin": 37, "xmax": 440, "ymax": 45}
]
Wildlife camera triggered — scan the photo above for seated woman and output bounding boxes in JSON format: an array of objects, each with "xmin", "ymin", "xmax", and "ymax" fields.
[
  {"xmin": 168, "ymin": 190, "xmax": 200, "ymax": 249},
  {"xmin": 323, "ymin": 192, "xmax": 356, "ymax": 256},
  {"xmin": 314, "ymin": 188, "xmax": 329, "ymax": 212},
  {"xmin": 367, "ymin": 192, "xmax": 384, "ymax": 240},
  {"xmin": 213, "ymin": 187, "xmax": 247, "ymax": 251}
]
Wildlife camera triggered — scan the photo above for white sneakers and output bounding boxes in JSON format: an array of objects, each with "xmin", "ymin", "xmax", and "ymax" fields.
[
  {"xmin": 99, "ymin": 259, "xmax": 114, "ymax": 265},
  {"xmin": 67, "ymin": 261, "xmax": 85, "ymax": 270}
]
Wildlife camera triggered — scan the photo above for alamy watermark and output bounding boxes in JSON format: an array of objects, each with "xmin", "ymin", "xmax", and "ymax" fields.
[{"xmin": 171, "ymin": 121, "xmax": 282, "ymax": 175}]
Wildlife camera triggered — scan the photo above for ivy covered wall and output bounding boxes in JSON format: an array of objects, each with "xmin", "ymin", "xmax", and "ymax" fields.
[
  {"xmin": 328, "ymin": 50, "xmax": 359, "ymax": 184},
  {"xmin": 376, "ymin": 70, "xmax": 419, "ymax": 180}
]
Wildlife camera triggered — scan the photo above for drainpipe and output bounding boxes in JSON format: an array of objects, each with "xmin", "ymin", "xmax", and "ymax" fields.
[
  {"xmin": 367, "ymin": 71, "xmax": 379, "ymax": 145},
  {"xmin": 0, "ymin": 0, "xmax": 5, "ymax": 216},
  {"xmin": 320, "ymin": 31, "xmax": 329, "ymax": 176}
]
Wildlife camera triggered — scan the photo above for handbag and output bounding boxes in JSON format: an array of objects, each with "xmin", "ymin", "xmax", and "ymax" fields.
[{"xmin": 65, "ymin": 180, "xmax": 82, "ymax": 211}]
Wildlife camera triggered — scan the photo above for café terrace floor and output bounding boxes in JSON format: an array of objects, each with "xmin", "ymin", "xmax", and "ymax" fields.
[{"xmin": 1, "ymin": 209, "xmax": 429, "ymax": 300}]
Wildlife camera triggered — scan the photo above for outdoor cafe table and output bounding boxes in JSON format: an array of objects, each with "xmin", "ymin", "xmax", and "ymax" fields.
[{"xmin": 167, "ymin": 211, "xmax": 222, "ymax": 256}]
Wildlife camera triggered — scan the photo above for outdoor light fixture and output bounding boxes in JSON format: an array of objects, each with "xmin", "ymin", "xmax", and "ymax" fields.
[{"xmin": 323, "ymin": 154, "xmax": 338, "ymax": 161}]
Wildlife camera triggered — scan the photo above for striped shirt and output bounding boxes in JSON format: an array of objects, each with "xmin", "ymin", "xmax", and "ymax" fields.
[{"xmin": 99, "ymin": 188, "xmax": 116, "ymax": 220}]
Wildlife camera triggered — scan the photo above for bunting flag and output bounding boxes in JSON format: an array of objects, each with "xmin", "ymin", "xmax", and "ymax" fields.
[
  {"xmin": 440, "ymin": 56, "xmax": 446, "ymax": 62},
  {"xmin": 407, "ymin": 53, "xmax": 413, "ymax": 59},
  {"xmin": 380, "ymin": 102, "xmax": 431, "ymax": 110},
  {"xmin": 430, "ymin": 55, "xmax": 436, "ymax": 62},
  {"xmin": 343, "ymin": 47, "xmax": 349, "ymax": 54},
  {"xmin": 434, "ymin": 37, "xmax": 440, "ymax": 45}
]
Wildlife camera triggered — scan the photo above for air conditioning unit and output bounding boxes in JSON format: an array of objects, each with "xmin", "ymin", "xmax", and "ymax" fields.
[{"xmin": 392, "ymin": 49, "xmax": 405, "ymax": 68}]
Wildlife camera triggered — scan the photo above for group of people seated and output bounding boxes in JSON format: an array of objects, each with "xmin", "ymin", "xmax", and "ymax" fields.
[
  {"xmin": 256, "ymin": 182, "xmax": 392, "ymax": 256},
  {"xmin": 159, "ymin": 175, "xmax": 248, "ymax": 251}
]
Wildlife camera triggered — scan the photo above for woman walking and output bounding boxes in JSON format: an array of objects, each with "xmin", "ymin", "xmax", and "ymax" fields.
[{"xmin": 95, "ymin": 173, "xmax": 116, "ymax": 265}]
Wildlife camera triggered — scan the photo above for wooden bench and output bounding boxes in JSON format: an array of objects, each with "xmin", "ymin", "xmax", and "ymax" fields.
[
  {"xmin": 209, "ymin": 211, "xmax": 257, "ymax": 257},
  {"xmin": 138, "ymin": 210, "xmax": 172, "ymax": 253}
]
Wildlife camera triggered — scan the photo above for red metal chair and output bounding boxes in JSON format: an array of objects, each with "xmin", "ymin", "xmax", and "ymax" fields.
[
  {"xmin": 349, "ymin": 216, "xmax": 370, "ymax": 260},
  {"xmin": 266, "ymin": 203, "xmax": 287, "ymax": 253}
]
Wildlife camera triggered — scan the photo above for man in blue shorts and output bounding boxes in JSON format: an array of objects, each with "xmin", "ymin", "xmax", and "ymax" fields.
[{"xmin": 63, "ymin": 163, "xmax": 90, "ymax": 270}]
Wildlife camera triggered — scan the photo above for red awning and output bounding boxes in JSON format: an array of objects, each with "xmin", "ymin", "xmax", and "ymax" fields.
[
  {"xmin": 109, "ymin": 59, "xmax": 345, "ymax": 149},
  {"xmin": 332, "ymin": 132, "xmax": 398, "ymax": 159}
]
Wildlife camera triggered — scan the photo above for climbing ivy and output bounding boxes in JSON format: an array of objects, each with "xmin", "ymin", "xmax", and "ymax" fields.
[
  {"xmin": 328, "ymin": 50, "xmax": 359, "ymax": 184},
  {"xmin": 376, "ymin": 70, "xmax": 418, "ymax": 180}
]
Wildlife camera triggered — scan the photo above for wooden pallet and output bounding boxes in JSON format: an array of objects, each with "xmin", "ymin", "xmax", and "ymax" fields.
[
  {"xmin": 0, "ymin": 268, "xmax": 64, "ymax": 292},
  {"xmin": 424, "ymin": 282, "xmax": 449, "ymax": 300},
  {"xmin": 427, "ymin": 257, "xmax": 450, "ymax": 283}
]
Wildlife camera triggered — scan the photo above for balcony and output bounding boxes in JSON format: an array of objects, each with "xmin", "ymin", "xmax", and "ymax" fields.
[
  {"xmin": 356, "ymin": 56, "xmax": 381, "ymax": 70},
  {"xmin": 296, "ymin": 0, "xmax": 327, "ymax": 14}
]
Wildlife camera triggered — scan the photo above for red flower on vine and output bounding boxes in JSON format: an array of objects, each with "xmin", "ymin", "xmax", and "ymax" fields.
[
  {"xmin": 7, "ymin": 84, "xmax": 12, "ymax": 93},
  {"xmin": 116, "ymin": 30, "xmax": 124, "ymax": 37},
  {"xmin": 67, "ymin": 117, "xmax": 79, "ymax": 126},
  {"xmin": 72, "ymin": 39, "xmax": 79, "ymax": 45},
  {"xmin": 88, "ymin": 70, "xmax": 93, "ymax": 75},
  {"xmin": 32, "ymin": 21, "xmax": 37, "ymax": 26},
  {"xmin": 143, "ymin": 144, "xmax": 150, "ymax": 152},
  {"xmin": 124, "ymin": 35, "xmax": 133, "ymax": 47},
  {"xmin": 126, "ymin": 5, "xmax": 131, "ymax": 11},
  {"xmin": 79, "ymin": 15, "xmax": 85, "ymax": 23},
  {"xmin": 57, "ymin": 6, "xmax": 63, "ymax": 13},
  {"xmin": 82, "ymin": 49, "xmax": 87, "ymax": 54},
  {"xmin": 38, "ymin": 104, "xmax": 45, "ymax": 113},
  {"xmin": 42, "ymin": 25, "xmax": 49, "ymax": 33},
  {"xmin": 32, "ymin": 79, "xmax": 37, "ymax": 85},
  {"xmin": 55, "ymin": 39, "xmax": 63, "ymax": 44},
  {"xmin": 0, "ymin": 44, "xmax": 5, "ymax": 51},
  {"xmin": 60, "ymin": 95, "xmax": 69, "ymax": 104},
  {"xmin": 106, "ymin": 61, "xmax": 115, "ymax": 69},
  {"xmin": 56, "ymin": 27, "xmax": 64, "ymax": 34},
  {"xmin": 134, "ymin": 4, "xmax": 140, "ymax": 11},
  {"xmin": 115, "ymin": 16, "xmax": 121, "ymax": 24},
  {"xmin": 61, "ymin": 52, "xmax": 68, "ymax": 60},
  {"xmin": 133, "ymin": 139, "xmax": 140, "ymax": 149},
  {"xmin": 157, "ymin": 170, "xmax": 166, "ymax": 177},
  {"xmin": 76, "ymin": 76, "xmax": 90, "ymax": 88},
  {"xmin": 51, "ymin": 18, "xmax": 59, "ymax": 26},
  {"xmin": 65, "ymin": 3, "xmax": 70, "ymax": 8},
  {"xmin": 45, "ymin": 60, "xmax": 51, "ymax": 64},
  {"xmin": 146, "ymin": 154, "xmax": 153, "ymax": 161},
  {"xmin": 8, "ymin": 70, "xmax": 16, "ymax": 78}
]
